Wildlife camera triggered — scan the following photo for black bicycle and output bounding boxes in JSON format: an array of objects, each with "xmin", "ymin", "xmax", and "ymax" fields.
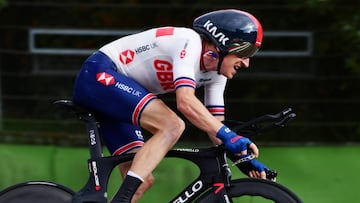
[{"xmin": 0, "ymin": 99, "xmax": 302, "ymax": 203}]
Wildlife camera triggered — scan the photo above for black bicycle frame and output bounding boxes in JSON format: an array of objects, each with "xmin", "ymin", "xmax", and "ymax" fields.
[
  {"xmin": 166, "ymin": 147, "xmax": 232, "ymax": 203},
  {"xmin": 53, "ymin": 100, "xmax": 232, "ymax": 203},
  {"xmin": 73, "ymin": 147, "xmax": 234, "ymax": 203},
  {"xmin": 54, "ymin": 99, "xmax": 295, "ymax": 203}
]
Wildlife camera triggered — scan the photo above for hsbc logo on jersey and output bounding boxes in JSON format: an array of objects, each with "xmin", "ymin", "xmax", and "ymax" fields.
[
  {"xmin": 96, "ymin": 72, "xmax": 115, "ymax": 86},
  {"xmin": 119, "ymin": 49, "xmax": 135, "ymax": 65},
  {"xmin": 135, "ymin": 42, "xmax": 157, "ymax": 54}
]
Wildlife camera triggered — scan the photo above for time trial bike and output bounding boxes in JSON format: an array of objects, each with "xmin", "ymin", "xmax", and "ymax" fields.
[{"xmin": 0, "ymin": 99, "xmax": 303, "ymax": 203}]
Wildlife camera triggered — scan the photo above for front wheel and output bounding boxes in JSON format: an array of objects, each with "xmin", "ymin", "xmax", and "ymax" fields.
[
  {"xmin": 0, "ymin": 181, "xmax": 75, "ymax": 203},
  {"xmin": 197, "ymin": 178, "xmax": 303, "ymax": 203}
]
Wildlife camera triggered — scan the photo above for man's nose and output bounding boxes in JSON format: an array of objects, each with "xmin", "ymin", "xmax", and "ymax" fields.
[{"xmin": 242, "ymin": 58, "xmax": 250, "ymax": 68}]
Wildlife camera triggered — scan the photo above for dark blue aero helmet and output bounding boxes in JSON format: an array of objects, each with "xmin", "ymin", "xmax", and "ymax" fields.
[{"xmin": 193, "ymin": 9, "xmax": 263, "ymax": 58}]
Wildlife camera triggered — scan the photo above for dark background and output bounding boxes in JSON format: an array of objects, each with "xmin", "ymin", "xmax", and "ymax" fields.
[{"xmin": 0, "ymin": 0, "xmax": 359, "ymax": 146}]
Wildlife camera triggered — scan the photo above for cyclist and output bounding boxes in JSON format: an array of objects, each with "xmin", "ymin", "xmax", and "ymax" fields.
[{"xmin": 73, "ymin": 9, "xmax": 268, "ymax": 203}]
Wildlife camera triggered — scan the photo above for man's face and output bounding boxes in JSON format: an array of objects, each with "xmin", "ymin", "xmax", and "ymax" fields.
[{"xmin": 219, "ymin": 54, "xmax": 250, "ymax": 79}]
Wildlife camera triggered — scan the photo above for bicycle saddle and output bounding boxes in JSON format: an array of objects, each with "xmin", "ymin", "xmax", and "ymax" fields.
[{"xmin": 53, "ymin": 99, "xmax": 93, "ymax": 117}]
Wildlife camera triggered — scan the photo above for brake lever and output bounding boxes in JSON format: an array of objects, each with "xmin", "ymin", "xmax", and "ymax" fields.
[
  {"xmin": 281, "ymin": 108, "xmax": 293, "ymax": 116},
  {"xmin": 275, "ymin": 112, "xmax": 296, "ymax": 127},
  {"xmin": 266, "ymin": 170, "xmax": 278, "ymax": 182},
  {"xmin": 269, "ymin": 108, "xmax": 293, "ymax": 120}
]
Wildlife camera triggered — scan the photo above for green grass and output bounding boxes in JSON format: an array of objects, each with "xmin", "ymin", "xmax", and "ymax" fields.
[
  {"xmin": 255, "ymin": 146, "xmax": 360, "ymax": 203},
  {"xmin": 139, "ymin": 146, "xmax": 360, "ymax": 203},
  {"xmin": 0, "ymin": 144, "xmax": 359, "ymax": 202}
]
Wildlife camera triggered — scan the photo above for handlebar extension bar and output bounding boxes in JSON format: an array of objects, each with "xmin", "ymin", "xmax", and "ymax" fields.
[{"xmin": 223, "ymin": 108, "xmax": 296, "ymax": 137}]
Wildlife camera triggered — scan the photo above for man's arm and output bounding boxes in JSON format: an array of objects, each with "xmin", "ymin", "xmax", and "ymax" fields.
[
  {"xmin": 176, "ymin": 87, "xmax": 223, "ymax": 140},
  {"xmin": 176, "ymin": 86, "xmax": 258, "ymax": 156},
  {"xmin": 210, "ymin": 115, "xmax": 225, "ymax": 145}
]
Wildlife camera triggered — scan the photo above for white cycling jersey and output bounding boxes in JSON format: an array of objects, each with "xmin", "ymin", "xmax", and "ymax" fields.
[{"xmin": 99, "ymin": 26, "xmax": 227, "ymax": 114}]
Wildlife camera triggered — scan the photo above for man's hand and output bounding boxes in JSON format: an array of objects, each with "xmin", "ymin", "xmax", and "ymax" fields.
[
  {"xmin": 247, "ymin": 159, "xmax": 268, "ymax": 179},
  {"xmin": 216, "ymin": 125, "xmax": 259, "ymax": 156},
  {"xmin": 237, "ymin": 155, "xmax": 269, "ymax": 179}
]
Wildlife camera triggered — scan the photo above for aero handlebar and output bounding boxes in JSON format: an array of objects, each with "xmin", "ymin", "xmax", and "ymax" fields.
[{"xmin": 223, "ymin": 108, "xmax": 296, "ymax": 137}]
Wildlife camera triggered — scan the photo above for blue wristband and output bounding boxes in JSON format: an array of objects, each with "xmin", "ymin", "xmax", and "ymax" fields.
[
  {"xmin": 217, "ymin": 125, "xmax": 251, "ymax": 154},
  {"xmin": 216, "ymin": 125, "xmax": 236, "ymax": 140}
]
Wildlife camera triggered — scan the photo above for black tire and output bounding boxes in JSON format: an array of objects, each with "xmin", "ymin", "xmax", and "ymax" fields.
[
  {"xmin": 0, "ymin": 181, "xmax": 75, "ymax": 203},
  {"xmin": 197, "ymin": 178, "xmax": 303, "ymax": 203}
]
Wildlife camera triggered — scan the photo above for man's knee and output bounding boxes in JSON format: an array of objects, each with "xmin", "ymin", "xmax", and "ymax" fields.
[
  {"xmin": 140, "ymin": 99, "xmax": 185, "ymax": 136},
  {"xmin": 141, "ymin": 110, "xmax": 185, "ymax": 139}
]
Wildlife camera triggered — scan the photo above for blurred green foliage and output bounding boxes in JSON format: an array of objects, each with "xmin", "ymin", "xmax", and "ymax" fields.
[
  {"xmin": 0, "ymin": 0, "xmax": 359, "ymax": 144},
  {"xmin": 0, "ymin": 0, "xmax": 6, "ymax": 8},
  {"xmin": 293, "ymin": 0, "xmax": 360, "ymax": 74}
]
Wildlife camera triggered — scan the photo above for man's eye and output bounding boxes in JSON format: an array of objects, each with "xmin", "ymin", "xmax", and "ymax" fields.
[{"xmin": 234, "ymin": 65, "xmax": 241, "ymax": 70}]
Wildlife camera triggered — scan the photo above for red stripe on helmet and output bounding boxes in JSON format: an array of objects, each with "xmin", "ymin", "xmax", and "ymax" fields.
[{"xmin": 247, "ymin": 13, "xmax": 263, "ymax": 47}]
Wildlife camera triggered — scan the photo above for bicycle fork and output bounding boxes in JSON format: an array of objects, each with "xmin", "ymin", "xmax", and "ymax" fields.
[{"xmin": 211, "ymin": 151, "xmax": 233, "ymax": 203}]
